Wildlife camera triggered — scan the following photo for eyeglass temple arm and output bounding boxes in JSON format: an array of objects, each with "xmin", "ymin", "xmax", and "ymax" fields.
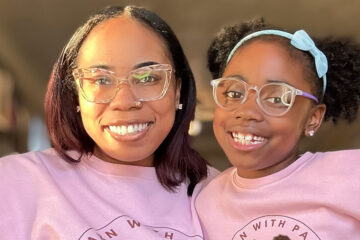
[{"xmin": 297, "ymin": 89, "xmax": 319, "ymax": 103}]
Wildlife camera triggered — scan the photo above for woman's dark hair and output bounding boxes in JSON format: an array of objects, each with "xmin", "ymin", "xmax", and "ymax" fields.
[
  {"xmin": 45, "ymin": 5, "xmax": 208, "ymax": 195},
  {"xmin": 207, "ymin": 18, "xmax": 360, "ymax": 123}
]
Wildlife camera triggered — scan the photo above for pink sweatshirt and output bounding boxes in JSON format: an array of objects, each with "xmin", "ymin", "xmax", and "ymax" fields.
[
  {"xmin": 0, "ymin": 148, "xmax": 218, "ymax": 239},
  {"xmin": 196, "ymin": 150, "xmax": 360, "ymax": 240}
]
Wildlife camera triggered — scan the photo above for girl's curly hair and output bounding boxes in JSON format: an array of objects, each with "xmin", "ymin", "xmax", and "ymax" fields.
[{"xmin": 208, "ymin": 18, "xmax": 360, "ymax": 123}]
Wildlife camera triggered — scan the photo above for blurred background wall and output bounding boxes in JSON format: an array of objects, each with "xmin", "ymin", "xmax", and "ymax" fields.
[{"xmin": 0, "ymin": 0, "xmax": 359, "ymax": 170}]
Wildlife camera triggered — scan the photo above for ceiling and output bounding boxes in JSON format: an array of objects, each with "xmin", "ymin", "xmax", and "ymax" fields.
[{"xmin": 1, "ymin": 0, "xmax": 359, "ymax": 168}]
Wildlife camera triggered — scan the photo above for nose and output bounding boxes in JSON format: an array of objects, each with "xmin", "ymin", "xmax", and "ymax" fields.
[
  {"xmin": 233, "ymin": 89, "xmax": 263, "ymax": 121},
  {"xmin": 108, "ymin": 83, "xmax": 141, "ymax": 111}
]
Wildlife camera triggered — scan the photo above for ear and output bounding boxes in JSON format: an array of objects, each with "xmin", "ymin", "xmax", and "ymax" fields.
[{"xmin": 304, "ymin": 103, "xmax": 326, "ymax": 137}]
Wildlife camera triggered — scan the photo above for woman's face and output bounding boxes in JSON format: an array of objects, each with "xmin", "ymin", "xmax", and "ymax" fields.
[
  {"xmin": 213, "ymin": 40, "xmax": 321, "ymax": 178},
  {"xmin": 76, "ymin": 16, "xmax": 179, "ymax": 166}
]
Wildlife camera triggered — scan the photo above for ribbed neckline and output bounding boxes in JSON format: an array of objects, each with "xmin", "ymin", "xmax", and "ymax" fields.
[{"xmin": 232, "ymin": 152, "xmax": 316, "ymax": 189}]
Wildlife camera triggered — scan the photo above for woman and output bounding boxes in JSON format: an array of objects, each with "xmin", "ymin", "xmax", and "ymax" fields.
[{"xmin": 0, "ymin": 6, "xmax": 216, "ymax": 239}]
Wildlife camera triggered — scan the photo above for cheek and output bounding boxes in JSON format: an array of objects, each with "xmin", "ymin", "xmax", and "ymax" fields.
[
  {"xmin": 276, "ymin": 103, "xmax": 310, "ymax": 135},
  {"xmin": 147, "ymin": 84, "xmax": 177, "ymax": 139},
  {"xmin": 78, "ymin": 97, "xmax": 105, "ymax": 134},
  {"xmin": 213, "ymin": 108, "xmax": 229, "ymax": 147},
  {"xmin": 267, "ymin": 113, "xmax": 306, "ymax": 153},
  {"xmin": 271, "ymin": 121, "xmax": 300, "ymax": 141},
  {"xmin": 157, "ymin": 90, "xmax": 176, "ymax": 125}
]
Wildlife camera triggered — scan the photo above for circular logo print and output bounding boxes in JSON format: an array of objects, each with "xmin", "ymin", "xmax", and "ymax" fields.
[{"xmin": 232, "ymin": 215, "xmax": 320, "ymax": 240}]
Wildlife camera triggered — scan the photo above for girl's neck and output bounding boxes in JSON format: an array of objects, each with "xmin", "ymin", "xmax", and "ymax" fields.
[{"xmin": 236, "ymin": 149, "xmax": 299, "ymax": 179}]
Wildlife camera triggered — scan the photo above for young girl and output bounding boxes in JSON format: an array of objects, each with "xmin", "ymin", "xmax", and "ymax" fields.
[
  {"xmin": 196, "ymin": 18, "xmax": 360, "ymax": 239},
  {"xmin": 0, "ymin": 6, "xmax": 217, "ymax": 239}
]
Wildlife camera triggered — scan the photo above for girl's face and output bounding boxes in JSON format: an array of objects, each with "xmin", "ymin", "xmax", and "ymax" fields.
[
  {"xmin": 76, "ymin": 16, "xmax": 179, "ymax": 167},
  {"xmin": 213, "ymin": 40, "xmax": 324, "ymax": 178}
]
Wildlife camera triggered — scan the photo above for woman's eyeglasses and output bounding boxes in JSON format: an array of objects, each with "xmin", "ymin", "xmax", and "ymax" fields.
[{"xmin": 73, "ymin": 64, "xmax": 173, "ymax": 104}]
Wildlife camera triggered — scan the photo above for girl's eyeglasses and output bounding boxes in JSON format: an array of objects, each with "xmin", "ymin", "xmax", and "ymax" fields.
[{"xmin": 211, "ymin": 77, "xmax": 318, "ymax": 117}]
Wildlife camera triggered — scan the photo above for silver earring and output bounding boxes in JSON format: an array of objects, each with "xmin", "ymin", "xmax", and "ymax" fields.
[
  {"xmin": 76, "ymin": 106, "xmax": 80, "ymax": 112},
  {"xmin": 309, "ymin": 130, "xmax": 315, "ymax": 137},
  {"xmin": 135, "ymin": 101, "xmax": 142, "ymax": 107},
  {"xmin": 176, "ymin": 103, "xmax": 183, "ymax": 110}
]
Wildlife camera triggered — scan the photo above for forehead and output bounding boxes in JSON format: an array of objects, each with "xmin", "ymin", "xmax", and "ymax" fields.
[
  {"xmin": 77, "ymin": 15, "xmax": 172, "ymax": 69},
  {"xmin": 223, "ymin": 40, "xmax": 307, "ymax": 87}
]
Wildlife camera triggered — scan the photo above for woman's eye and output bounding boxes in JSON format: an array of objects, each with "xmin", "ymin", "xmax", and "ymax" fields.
[
  {"xmin": 140, "ymin": 76, "xmax": 158, "ymax": 83},
  {"xmin": 133, "ymin": 72, "xmax": 159, "ymax": 84},
  {"xmin": 93, "ymin": 76, "xmax": 113, "ymax": 85},
  {"xmin": 225, "ymin": 91, "xmax": 243, "ymax": 98}
]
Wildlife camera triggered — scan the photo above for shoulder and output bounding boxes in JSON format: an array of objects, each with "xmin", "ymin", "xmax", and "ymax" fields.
[
  {"xmin": 206, "ymin": 165, "xmax": 222, "ymax": 183},
  {"xmin": 306, "ymin": 149, "xmax": 360, "ymax": 165},
  {"xmin": 0, "ymin": 148, "xmax": 70, "ymax": 177},
  {"xmin": 299, "ymin": 149, "xmax": 360, "ymax": 178},
  {"xmin": 202, "ymin": 165, "xmax": 223, "ymax": 186},
  {"xmin": 206, "ymin": 167, "xmax": 234, "ymax": 188},
  {"xmin": 191, "ymin": 165, "xmax": 221, "ymax": 197},
  {"xmin": 319, "ymin": 149, "xmax": 360, "ymax": 158},
  {"xmin": 1, "ymin": 148, "xmax": 57, "ymax": 164},
  {"xmin": 194, "ymin": 167, "xmax": 234, "ymax": 211},
  {"xmin": 196, "ymin": 167, "xmax": 235, "ymax": 197}
]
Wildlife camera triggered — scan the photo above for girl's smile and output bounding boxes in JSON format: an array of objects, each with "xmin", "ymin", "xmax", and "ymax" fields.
[{"xmin": 229, "ymin": 131, "xmax": 268, "ymax": 151}]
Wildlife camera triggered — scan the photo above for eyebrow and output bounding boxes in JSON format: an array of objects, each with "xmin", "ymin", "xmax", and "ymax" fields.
[
  {"xmin": 226, "ymin": 74, "xmax": 295, "ymax": 87},
  {"xmin": 88, "ymin": 64, "xmax": 113, "ymax": 70},
  {"xmin": 133, "ymin": 61, "xmax": 159, "ymax": 69},
  {"xmin": 226, "ymin": 74, "xmax": 247, "ymax": 82},
  {"xmin": 266, "ymin": 79, "xmax": 295, "ymax": 88},
  {"xmin": 87, "ymin": 61, "xmax": 160, "ymax": 70}
]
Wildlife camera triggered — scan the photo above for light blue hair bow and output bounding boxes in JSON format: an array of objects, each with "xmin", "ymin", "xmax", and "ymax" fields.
[{"xmin": 226, "ymin": 29, "xmax": 328, "ymax": 96}]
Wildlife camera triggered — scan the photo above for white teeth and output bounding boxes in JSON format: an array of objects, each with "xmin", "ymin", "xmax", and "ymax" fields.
[
  {"xmin": 108, "ymin": 123, "xmax": 149, "ymax": 135},
  {"xmin": 127, "ymin": 125, "xmax": 134, "ymax": 134},
  {"xmin": 245, "ymin": 135, "xmax": 252, "ymax": 141},
  {"xmin": 231, "ymin": 132, "xmax": 265, "ymax": 145},
  {"xmin": 120, "ymin": 125, "xmax": 127, "ymax": 135}
]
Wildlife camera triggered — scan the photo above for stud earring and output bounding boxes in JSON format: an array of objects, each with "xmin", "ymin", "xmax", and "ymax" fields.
[
  {"xmin": 135, "ymin": 101, "xmax": 142, "ymax": 107},
  {"xmin": 76, "ymin": 106, "xmax": 80, "ymax": 113},
  {"xmin": 176, "ymin": 103, "xmax": 183, "ymax": 110},
  {"xmin": 308, "ymin": 130, "xmax": 315, "ymax": 137}
]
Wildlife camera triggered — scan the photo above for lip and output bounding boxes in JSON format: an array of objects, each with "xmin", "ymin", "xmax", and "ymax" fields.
[
  {"xmin": 227, "ymin": 130, "xmax": 268, "ymax": 152},
  {"xmin": 103, "ymin": 120, "xmax": 154, "ymax": 142}
]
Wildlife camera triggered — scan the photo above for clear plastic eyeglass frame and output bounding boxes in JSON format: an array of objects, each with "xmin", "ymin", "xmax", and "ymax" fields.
[
  {"xmin": 72, "ymin": 64, "xmax": 173, "ymax": 104},
  {"xmin": 210, "ymin": 77, "xmax": 319, "ymax": 117}
]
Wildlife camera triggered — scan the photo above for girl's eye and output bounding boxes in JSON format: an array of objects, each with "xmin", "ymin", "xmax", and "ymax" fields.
[
  {"xmin": 225, "ymin": 91, "xmax": 243, "ymax": 99},
  {"xmin": 265, "ymin": 97, "xmax": 283, "ymax": 104}
]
